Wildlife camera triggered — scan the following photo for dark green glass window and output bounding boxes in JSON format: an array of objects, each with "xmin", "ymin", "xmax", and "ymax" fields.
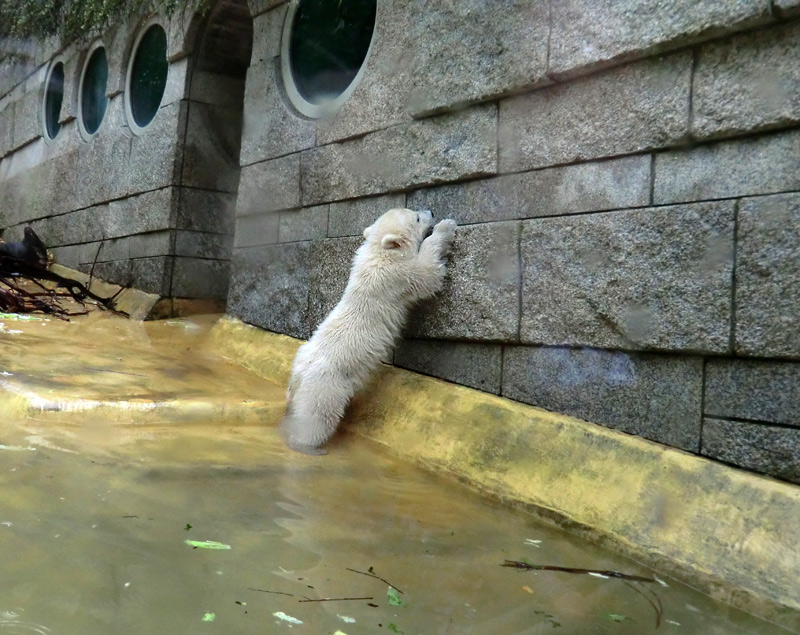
[
  {"xmin": 289, "ymin": 0, "xmax": 376, "ymax": 105},
  {"xmin": 129, "ymin": 24, "xmax": 168, "ymax": 128},
  {"xmin": 81, "ymin": 47, "xmax": 108, "ymax": 135},
  {"xmin": 44, "ymin": 62, "xmax": 64, "ymax": 140}
]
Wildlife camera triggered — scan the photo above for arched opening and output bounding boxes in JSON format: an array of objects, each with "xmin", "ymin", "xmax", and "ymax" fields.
[{"xmin": 176, "ymin": 0, "xmax": 253, "ymax": 306}]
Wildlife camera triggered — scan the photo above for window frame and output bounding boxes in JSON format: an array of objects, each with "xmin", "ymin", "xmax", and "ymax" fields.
[
  {"xmin": 77, "ymin": 40, "xmax": 109, "ymax": 141},
  {"xmin": 280, "ymin": 0, "xmax": 377, "ymax": 119},
  {"xmin": 41, "ymin": 57, "xmax": 66, "ymax": 143},
  {"xmin": 124, "ymin": 18, "xmax": 169, "ymax": 135}
]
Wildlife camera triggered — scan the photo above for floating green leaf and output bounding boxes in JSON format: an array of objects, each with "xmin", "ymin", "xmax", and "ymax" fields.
[
  {"xmin": 387, "ymin": 624, "xmax": 404, "ymax": 634},
  {"xmin": 202, "ymin": 612, "xmax": 215, "ymax": 622},
  {"xmin": 185, "ymin": 540, "xmax": 230, "ymax": 550},
  {"xmin": 606, "ymin": 613, "xmax": 630, "ymax": 622},
  {"xmin": 387, "ymin": 586, "xmax": 405, "ymax": 607}
]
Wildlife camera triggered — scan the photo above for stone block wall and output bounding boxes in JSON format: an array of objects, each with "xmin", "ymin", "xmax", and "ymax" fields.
[
  {"xmin": 0, "ymin": 1, "xmax": 235, "ymax": 303},
  {"xmin": 230, "ymin": 1, "xmax": 800, "ymax": 484}
]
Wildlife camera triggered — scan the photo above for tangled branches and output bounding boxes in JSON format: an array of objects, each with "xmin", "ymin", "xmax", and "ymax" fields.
[{"xmin": 0, "ymin": 228, "xmax": 123, "ymax": 319}]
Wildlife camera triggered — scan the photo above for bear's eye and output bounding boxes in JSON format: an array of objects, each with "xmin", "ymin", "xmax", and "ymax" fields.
[{"xmin": 416, "ymin": 216, "xmax": 420, "ymax": 223}]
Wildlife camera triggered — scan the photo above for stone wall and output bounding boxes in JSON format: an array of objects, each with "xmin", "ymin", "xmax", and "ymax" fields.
[
  {"xmin": 230, "ymin": 1, "xmax": 800, "ymax": 483},
  {"xmin": 0, "ymin": 2, "xmax": 237, "ymax": 303}
]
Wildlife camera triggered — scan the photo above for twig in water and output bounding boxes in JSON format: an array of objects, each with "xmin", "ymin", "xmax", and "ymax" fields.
[
  {"xmin": 247, "ymin": 588, "xmax": 294, "ymax": 597},
  {"xmin": 501, "ymin": 560, "xmax": 656, "ymax": 583},
  {"xmin": 298, "ymin": 596, "xmax": 373, "ymax": 603},
  {"xmin": 346, "ymin": 567, "xmax": 404, "ymax": 594},
  {"xmin": 623, "ymin": 580, "xmax": 663, "ymax": 629}
]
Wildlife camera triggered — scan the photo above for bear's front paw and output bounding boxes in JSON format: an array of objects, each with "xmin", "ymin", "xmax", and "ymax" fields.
[{"xmin": 433, "ymin": 219, "xmax": 457, "ymax": 241}]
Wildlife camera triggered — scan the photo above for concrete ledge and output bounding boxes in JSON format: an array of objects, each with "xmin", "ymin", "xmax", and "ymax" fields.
[
  {"xmin": 50, "ymin": 264, "xmax": 160, "ymax": 320},
  {"xmin": 210, "ymin": 317, "xmax": 800, "ymax": 631}
]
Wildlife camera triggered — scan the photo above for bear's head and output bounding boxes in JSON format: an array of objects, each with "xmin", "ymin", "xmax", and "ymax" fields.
[{"xmin": 362, "ymin": 208, "xmax": 434, "ymax": 252}]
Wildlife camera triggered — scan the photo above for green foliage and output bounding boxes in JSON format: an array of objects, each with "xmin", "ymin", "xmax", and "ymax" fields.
[{"xmin": 0, "ymin": 0, "xmax": 185, "ymax": 43}]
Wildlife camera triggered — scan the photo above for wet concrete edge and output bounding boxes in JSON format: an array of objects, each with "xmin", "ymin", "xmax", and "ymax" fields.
[{"xmin": 208, "ymin": 317, "xmax": 800, "ymax": 632}]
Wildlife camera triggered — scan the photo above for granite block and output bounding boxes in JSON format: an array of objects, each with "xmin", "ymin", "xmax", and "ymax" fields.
[
  {"xmin": 406, "ymin": 221, "xmax": 520, "ymax": 341},
  {"xmin": 175, "ymin": 230, "xmax": 232, "ymax": 260},
  {"xmin": 128, "ymin": 231, "xmax": 173, "ymax": 259},
  {"xmin": 502, "ymin": 345, "xmax": 703, "ymax": 451},
  {"xmin": 693, "ymin": 21, "xmax": 800, "ymax": 139},
  {"xmin": 549, "ymin": 0, "xmax": 770, "ymax": 77},
  {"xmin": 306, "ymin": 236, "xmax": 362, "ymax": 332},
  {"xmin": 328, "ymin": 194, "xmax": 407, "ymax": 238},
  {"xmin": 653, "ymin": 129, "xmax": 800, "ymax": 204},
  {"xmin": 279, "ymin": 205, "xmax": 328, "ymax": 243},
  {"xmin": 409, "ymin": 156, "xmax": 651, "ymax": 225},
  {"xmin": 736, "ymin": 193, "xmax": 800, "ymax": 358},
  {"xmin": 706, "ymin": 359, "xmax": 800, "ymax": 426},
  {"xmin": 228, "ymin": 242, "xmax": 311, "ymax": 339},
  {"xmin": 394, "ymin": 339, "xmax": 502, "ymax": 394},
  {"xmin": 131, "ymin": 256, "xmax": 173, "ymax": 296},
  {"xmin": 177, "ymin": 188, "xmax": 236, "ymax": 234},
  {"xmin": 303, "ymin": 104, "xmax": 497, "ymax": 205},
  {"xmin": 127, "ymin": 99, "xmax": 184, "ymax": 194},
  {"xmin": 520, "ymin": 202, "xmax": 735, "ymax": 353},
  {"xmin": 702, "ymin": 418, "xmax": 800, "ymax": 484},
  {"xmin": 237, "ymin": 153, "xmax": 300, "ymax": 215},
  {"xmin": 500, "ymin": 52, "xmax": 692, "ymax": 172},
  {"xmin": 405, "ymin": 0, "xmax": 550, "ymax": 116},
  {"xmin": 171, "ymin": 256, "xmax": 230, "ymax": 299},
  {"xmin": 233, "ymin": 211, "xmax": 280, "ymax": 248},
  {"xmin": 181, "ymin": 101, "xmax": 241, "ymax": 192}
]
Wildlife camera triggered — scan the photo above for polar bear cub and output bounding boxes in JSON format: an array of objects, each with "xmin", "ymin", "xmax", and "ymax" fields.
[{"xmin": 281, "ymin": 208, "xmax": 457, "ymax": 455}]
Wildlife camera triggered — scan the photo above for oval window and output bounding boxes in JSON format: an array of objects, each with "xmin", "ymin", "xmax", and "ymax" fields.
[
  {"xmin": 79, "ymin": 45, "xmax": 109, "ymax": 137},
  {"xmin": 282, "ymin": 0, "xmax": 377, "ymax": 117},
  {"xmin": 127, "ymin": 23, "xmax": 168, "ymax": 131},
  {"xmin": 43, "ymin": 61, "xmax": 65, "ymax": 140}
]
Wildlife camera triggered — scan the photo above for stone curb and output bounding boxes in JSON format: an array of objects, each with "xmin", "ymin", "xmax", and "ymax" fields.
[{"xmin": 209, "ymin": 316, "xmax": 800, "ymax": 631}]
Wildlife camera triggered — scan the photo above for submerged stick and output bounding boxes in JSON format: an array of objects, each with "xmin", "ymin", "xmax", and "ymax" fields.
[
  {"xmin": 298, "ymin": 596, "xmax": 373, "ymax": 603},
  {"xmin": 346, "ymin": 567, "xmax": 404, "ymax": 594},
  {"xmin": 247, "ymin": 587, "xmax": 295, "ymax": 597},
  {"xmin": 501, "ymin": 560, "xmax": 656, "ymax": 583},
  {"xmin": 623, "ymin": 580, "xmax": 663, "ymax": 629}
]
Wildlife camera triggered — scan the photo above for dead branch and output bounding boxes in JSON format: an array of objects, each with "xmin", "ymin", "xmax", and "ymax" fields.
[{"xmin": 501, "ymin": 560, "xmax": 656, "ymax": 583}]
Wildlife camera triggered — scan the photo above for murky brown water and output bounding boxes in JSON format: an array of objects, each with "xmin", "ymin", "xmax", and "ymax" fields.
[{"xmin": 0, "ymin": 313, "xmax": 788, "ymax": 634}]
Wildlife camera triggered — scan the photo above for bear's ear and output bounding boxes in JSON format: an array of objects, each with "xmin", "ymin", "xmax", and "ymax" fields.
[
  {"xmin": 381, "ymin": 234, "xmax": 403, "ymax": 250},
  {"xmin": 363, "ymin": 225, "xmax": 372, "ymax": 239}
]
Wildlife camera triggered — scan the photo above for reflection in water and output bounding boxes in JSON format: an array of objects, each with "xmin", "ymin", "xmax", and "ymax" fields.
[
  {"xmin": 0, "ymin": 609, "xmax": 50, "ymax": 634},
  {"xmin": 0, "ymin": 314, "xmax": 787, "ymax": 634}
]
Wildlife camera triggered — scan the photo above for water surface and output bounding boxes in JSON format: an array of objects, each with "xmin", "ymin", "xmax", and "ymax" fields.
[{"xmin": 0, "ymin": 313, "xmax": 788, "ymax": 634}]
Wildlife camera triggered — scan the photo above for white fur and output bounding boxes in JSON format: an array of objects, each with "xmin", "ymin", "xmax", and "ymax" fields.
[{"xmin": 281, "ymin": 208, "xmax": 457, "ymax": 455}]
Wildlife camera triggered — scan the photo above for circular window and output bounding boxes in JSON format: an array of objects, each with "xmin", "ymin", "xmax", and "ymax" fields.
[
  {"xmin": 42, "ymin": 61, "xmax": 65, "ymax": 141},
  {"xmin": 78, "ymin": 43, "xmax": 109, "ymax": 138},
  {"xmin": 125, "ymin": 23, "xmax": 168, "ymax": 133},
  {"xmin": 281, "ymin": 0, "xmax": 377, "ymax": 118}
]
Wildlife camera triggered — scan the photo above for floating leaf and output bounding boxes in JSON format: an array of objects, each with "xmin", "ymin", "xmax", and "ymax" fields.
[
  {"xmin": 185, "ymin": 540, "xmax": 230, "ymax": 550},
  {"xmin": 185, "ymin": 523, "xmax": 192, "ymax": 531},
  {"xmin": 202, "ymin": 612, "xmax": 215, "ymax": 622},
  {"xmin": 606, "ymin": 613, "xmax": 629, "ymax": 622},
  {"xmin": 337, "ymin": 614, "xmax": 356, "ymax": 623},
  {"xmin": 522, "ymin": 586, "xmax": 534, "ymax": 594},
  {"xmin": 387, "ymin": 586, "xmax": 406, "ymax": 607},
  {"xmin": 387, "ymin": 624, "xmax": 404, "ymax": 634}
]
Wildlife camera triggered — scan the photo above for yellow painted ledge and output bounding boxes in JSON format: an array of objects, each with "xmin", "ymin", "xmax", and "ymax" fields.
[{"xmin": 209, "ymin": 318, "xmax": 800, "ymax": 631}]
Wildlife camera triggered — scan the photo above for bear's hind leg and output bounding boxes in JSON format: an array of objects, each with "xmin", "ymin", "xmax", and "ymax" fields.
[{"xmin": 280, "ymin": 379, "xmax": 349, "ymax": 455}]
